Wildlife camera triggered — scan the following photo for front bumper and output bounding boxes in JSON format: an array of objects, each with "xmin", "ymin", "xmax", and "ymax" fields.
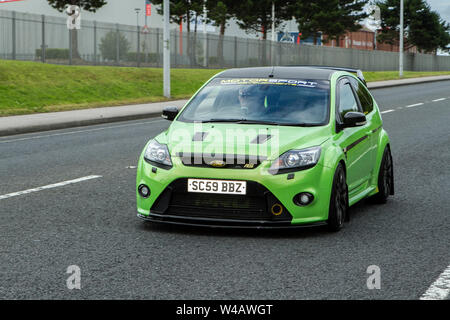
[
  {"xmin": 137, "ymin": 156, "xmax": 335, "ymax": 226},
  {"xmin": 137, "ymin": 213, "xmax": 327, "ymax": 229}
]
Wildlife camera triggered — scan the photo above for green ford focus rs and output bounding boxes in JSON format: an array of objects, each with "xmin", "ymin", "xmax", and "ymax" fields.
[{"xmin": 136, "ymin": 66, "xmax": 394, "ymax": 231}]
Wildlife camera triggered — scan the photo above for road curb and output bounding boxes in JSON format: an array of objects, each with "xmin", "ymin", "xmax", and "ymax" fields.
[
  {"xmin": 0, "ymin": 111, "xmax": 162, "ymax": 137},
  {"xmin": 0, "ymin": 99, "xmax": 189, "ymax": 137},
  {"xmin": 367, "ymin": 75, "xmax": 450, "ymax": 89}
]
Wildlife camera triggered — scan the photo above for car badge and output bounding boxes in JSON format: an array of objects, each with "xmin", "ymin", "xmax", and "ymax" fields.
[{"xmin": 209, "ymin": 160, "xmax": 226, "ymax": 167}]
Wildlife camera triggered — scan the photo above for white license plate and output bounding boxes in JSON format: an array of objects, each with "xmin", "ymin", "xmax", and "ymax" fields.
[{"xmin": 187, "ymin": 179, "xmax": 247, "ymax": 195}]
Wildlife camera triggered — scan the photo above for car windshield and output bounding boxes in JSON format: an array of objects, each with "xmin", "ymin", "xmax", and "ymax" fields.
[{"xmin": 177, "ymin": 78, "xmax": 330, "ymax": 126}]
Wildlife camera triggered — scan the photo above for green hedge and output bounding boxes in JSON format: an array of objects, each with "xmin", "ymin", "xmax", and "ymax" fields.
[
  {"xmin": 35, "ymin": 48, "xmax": 70, "ymax": 60},
  {"xmin": 126, "ymin": 52, "xmax": 160, "ymax": 63},
  {"xmin": 208, "ymin": 57, "xmax": 219, "ymax": 65}
]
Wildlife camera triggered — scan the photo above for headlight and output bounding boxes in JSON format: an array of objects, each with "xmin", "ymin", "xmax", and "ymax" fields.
[
  {"xmin": 269, "ymin": 146, "xmax": 321, "ymax": 174},
  {"xmin": 144, "ymin": 140, "xmax": 172, "ymax": 168}
]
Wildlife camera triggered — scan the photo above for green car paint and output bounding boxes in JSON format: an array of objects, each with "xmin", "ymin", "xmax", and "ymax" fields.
[{"xmin": 136, "ymin": 67, "xmax": 392, "ymax": 228}]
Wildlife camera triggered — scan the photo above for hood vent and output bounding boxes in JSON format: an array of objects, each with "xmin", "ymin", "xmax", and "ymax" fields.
[
  {"xmin": 192, "ymin": 132, "xmax": 209, "ymax": 141},
  {"xmin": 251, "ymin": 134, "xmax": 272, "ymax": 144}
]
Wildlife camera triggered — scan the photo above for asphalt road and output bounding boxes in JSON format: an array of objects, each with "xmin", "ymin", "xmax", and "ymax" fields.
[{"xmin": 0, "ymin": 81, "xmax": 449, "ymax": 300}]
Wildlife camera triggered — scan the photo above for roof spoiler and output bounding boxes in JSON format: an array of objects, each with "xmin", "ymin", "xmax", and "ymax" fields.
[
  {"xmin": 287, "ymin": 65, "xmax": 367, "ymax": 86},
  {"xmin": 316, "ymin": 66, "xmax": 366, "ymax": 86}
]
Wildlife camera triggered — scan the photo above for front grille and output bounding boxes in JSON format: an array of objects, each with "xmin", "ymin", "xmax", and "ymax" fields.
[
  {"xmin": 177, "ymin": 153, "xmax": 265, "ymax": 169},
  {"xmin": 150, "ymin": 178, "xmax": 291, "ymax": 221}
]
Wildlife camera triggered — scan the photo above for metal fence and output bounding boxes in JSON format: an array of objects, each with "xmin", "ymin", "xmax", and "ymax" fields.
[{"xmin": 1, "ymin": 9, "xmax": 450, "ymax": 71}]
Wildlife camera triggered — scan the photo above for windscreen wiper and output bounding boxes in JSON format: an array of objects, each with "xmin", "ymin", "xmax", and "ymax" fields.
[
  {"xmin": 200, "ymin": 119, "xmax": 280, "ymax": 125},
  {"xmin": 278, "ymin": 122, "xmax": 319, "ymax": 127},
  {"xmin": 236, "ymin": 120, "xmax": 280, "ymax": 125},
  {"xmin": 238, "ymin": 120, "xmax": 319, "ymax": 127},
  {"xmin": 200, "ymin": 119, "xmax": 316, "ymax": 126},
  {"xmin": 200, "ymin": 119, "xmax": 244, "ymax": 123}
]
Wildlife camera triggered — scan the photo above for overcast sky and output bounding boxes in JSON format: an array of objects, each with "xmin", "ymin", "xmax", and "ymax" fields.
[{"xmin": 427, "ymin": 0, "xmax": 450, "ymax": 24}]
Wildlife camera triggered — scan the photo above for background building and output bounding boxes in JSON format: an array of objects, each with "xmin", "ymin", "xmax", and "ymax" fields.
[
  {"xmin": 323, "ymin": 27, "xmax": 375, "ymax": 51},
  {"xmin": 322, "ymin": 26, "xmax": 419, "ymax": 53}
]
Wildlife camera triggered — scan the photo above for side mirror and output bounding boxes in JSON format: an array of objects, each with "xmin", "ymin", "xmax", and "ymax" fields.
[
  {"xmin": 162, "ymin": 106, "xmax": 179, "ymax": 121},
  {"xmin": 342, "ymin": 111, "xmax": 367, "ymax": 128}
]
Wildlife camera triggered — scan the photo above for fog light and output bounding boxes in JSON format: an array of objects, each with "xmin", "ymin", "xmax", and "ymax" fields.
[
  {"xmin": 294, "ymin": 192, "xmax": 314, "ymax": 206},
  {"xmin": 271, "ymin": 204, "xmax": 283, "ymax": 216},
  {"xmin": 138, "ymin": 184, "xmax": 150, "ymax": 198}
]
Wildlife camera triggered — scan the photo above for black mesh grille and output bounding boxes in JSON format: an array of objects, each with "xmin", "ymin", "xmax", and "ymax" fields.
[
  {"xmin": 168, "ymin": 193, "xmax": 265, "ymax": 220},
  {"xmin": 171, "ymin": 193, "xmax": 262, "ymax": 210}
]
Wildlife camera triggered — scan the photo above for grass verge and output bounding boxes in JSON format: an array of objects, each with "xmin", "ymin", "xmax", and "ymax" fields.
[
  {"xmin": 363, "ymin": 71, "xmax": 450, "ymax": 82},
  {"xmin": 0, "ymin": 60, "xmax": 223, "ymax": 116}
]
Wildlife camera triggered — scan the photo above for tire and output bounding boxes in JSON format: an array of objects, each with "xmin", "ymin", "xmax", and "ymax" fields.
[
  {"xmin": 372, "ymin": 146, "xmax": 394, "ymax": 204},
  {"xmin": 327, "ymin": 163, "xmax": 348, "ymax": 232}
]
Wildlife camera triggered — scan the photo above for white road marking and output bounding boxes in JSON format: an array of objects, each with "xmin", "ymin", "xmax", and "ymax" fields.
[
  {"xmin": 432, "ymin": 98, "xmax": 446, "ymax": 102},
  {"xmin": 405, "ymin": 103, "xmax": 424, "ymax": 108},
  {"xmin": 381, "ymin": 109, "xmax": 395, "ymax": 114},
  {"xmin": 0, "ymin": 119, "xmax": 165, "ymax": 144},
  {"xmin": 0, "ymin": 175, "xmax": 102, "ymax": 200},
  {"xmin": 420, "ymin": 265, "xmax": 450, "ymax": 300}
]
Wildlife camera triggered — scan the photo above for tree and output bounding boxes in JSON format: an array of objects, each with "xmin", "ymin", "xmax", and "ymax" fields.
[
  {"xmin": 206, "ymin": 0, "xmax": 240, "ymax": 65},
  {"xmin": 376, "ymin": 0, "xmax": 450, "ymax": 53},
  {"xmin": 291, "ymin": 0, "xmax": 369, "ymax": 46},
  {"xmin": 99, "ymin": 30, "xmax": 130, "ymax": 62},
  {"xmin": 152, "ymin": 0, "xmax": 204, "ymax": 66},
  {"xmin": 47, "ymin": 0, "xmax": 107, "ymax": 12},
  {"xmin": 47, "ymin": 1, "xmax": 107, "ymax": 60},
  {"xmin": 234, "ymin": 0, "xmax": 292, "ymax": 40},
  {"xmin": 233, "ymin": 0, "xmax": 292, "ymax": 65},
  {"xmin": 325, "ymin": 0, "xmax": 369, "ymax": 46},
  {"xmin": 408, "ymin": 8, "xmax": 442, "ymax": 53},
  {"xmin": 437, "ymin": 21, "xmax": 450, "ymax": 53},
  {"xmin": 290, "ymin": 1, "xmax": 324, "ymax": 45},
  {"xmin": 152, "ymin": 0, "xmax": 203, "ymax": 33},
  {"xmin": 206, "ymin": 0, "xmax": 239, "ymax": 36}
]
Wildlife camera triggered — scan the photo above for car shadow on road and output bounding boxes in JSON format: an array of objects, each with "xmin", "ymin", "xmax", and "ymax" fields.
[{"xmin": 137, "ymin": 219, "xmax": 332, "ymax": 239}]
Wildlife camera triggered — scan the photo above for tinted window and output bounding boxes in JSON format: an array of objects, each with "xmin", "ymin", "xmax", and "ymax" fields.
[
  {"xmin": 177, "ymin": 78, "xmax": 330, "ymax": 126},
  {"xmin": 338, "ymin": 81, "xmax": 359, "ymax": 120},
  {"xmin": 350, "ymin": 78, "xmax": 373, "ymax": 114}
]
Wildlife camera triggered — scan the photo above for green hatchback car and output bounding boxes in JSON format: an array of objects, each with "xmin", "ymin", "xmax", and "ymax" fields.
[{"xmin": 136, "ymin": 66, "xmax": 394, "ymax": 231}]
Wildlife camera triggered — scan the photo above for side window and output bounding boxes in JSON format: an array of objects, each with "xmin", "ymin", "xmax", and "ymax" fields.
[
  {"xmin": 350, "ymin": 78, "xmax": 374, "ymax": 114},
  {"xmin": 338, "ymin": 81, "xmax": 359, "ymax": 121}
]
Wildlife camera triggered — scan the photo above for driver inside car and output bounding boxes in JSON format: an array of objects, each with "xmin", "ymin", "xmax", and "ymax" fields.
[{"xmin": 238, "ymin": 86, "xmax": 267, "ymax": 117}]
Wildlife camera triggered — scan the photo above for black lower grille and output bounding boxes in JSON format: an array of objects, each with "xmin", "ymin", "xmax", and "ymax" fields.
[
  {"xmin": 172, "ymin": 193, "xmax": 262, "ymax": 210},
  {"xmin": 150, "ymin": 179, "xmax": 291, "ymax": 221},
  {"xmin": 168, "ymin": 193, "xmax": 265, "ymax": 220}
]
